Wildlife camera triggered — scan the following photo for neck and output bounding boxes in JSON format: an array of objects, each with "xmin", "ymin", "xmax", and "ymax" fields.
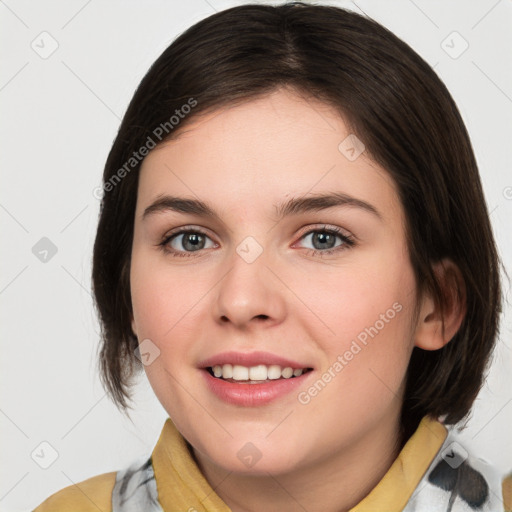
[{"xmin": 193, "ymin": 412, "xmax": 404, "ymax": 512}]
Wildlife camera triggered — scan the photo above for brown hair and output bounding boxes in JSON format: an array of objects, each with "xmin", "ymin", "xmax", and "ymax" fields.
[{"xmin": 92, "ymin": 2, "xmax": 502, "ymax": 434}]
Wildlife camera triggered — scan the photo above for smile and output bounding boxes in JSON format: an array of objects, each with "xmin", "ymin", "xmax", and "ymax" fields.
[{"xmin": 207, "ymin": 364, "xmax": 311, "ymax": 383}]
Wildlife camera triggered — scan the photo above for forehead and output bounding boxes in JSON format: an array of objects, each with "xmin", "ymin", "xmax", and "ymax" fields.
[{"xmin": 137, "ymin": 89, "xmax": 402, "ymax": 226}]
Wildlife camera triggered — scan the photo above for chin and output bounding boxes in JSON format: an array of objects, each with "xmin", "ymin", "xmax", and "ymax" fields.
[
  {"xmin": 187, "ymin": 425, "xmax": 309, "ymax": 476},
  {"xmin": 205, "ymin": 440, "xmax": 305, "ymax": 475}
]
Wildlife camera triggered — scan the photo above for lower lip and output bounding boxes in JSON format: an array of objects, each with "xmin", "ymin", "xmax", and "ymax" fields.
[{"xmin": 201, "ymin": 369, "xmax": 312, "ymax": 406}]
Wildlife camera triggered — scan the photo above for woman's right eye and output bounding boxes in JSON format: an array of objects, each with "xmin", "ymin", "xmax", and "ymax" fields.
[{"xmin": 160, "ymin": 229, "xmax": 216, "ymax": 257}]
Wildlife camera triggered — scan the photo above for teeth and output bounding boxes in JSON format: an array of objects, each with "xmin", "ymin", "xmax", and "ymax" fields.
[
  {"xmin": 267, "ymin": 365, "xmax": 282, "ymax": 380},
  {"xmin": 281, "ymin": 367, "xmax": 293, "ymax": 379},
  {"xmin": 232, "ymin": 365, "xmax": 249, "ymax": 381},
  {"xmin": 222, "ymin": 364, "xmax": 233, "ymax": 378},
  {"xmin": 210, "ymin": 364, "xmax": 308, "ymax": 381},
  {"xmin": 249, "ymin": 364, "xmax": 267, "ymax": 381}
]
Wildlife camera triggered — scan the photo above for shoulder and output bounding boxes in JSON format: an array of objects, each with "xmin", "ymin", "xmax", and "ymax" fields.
[{"xmin": 33, "ymin": 471, "xmax": 116, "ymax": 512}]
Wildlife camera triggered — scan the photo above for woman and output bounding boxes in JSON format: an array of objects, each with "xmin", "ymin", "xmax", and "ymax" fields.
[{"xmin": 34, "ymin": 2, "xmax": 508, "ymax": 510}]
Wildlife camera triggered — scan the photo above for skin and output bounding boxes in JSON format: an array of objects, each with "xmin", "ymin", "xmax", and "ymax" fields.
[{"xmin": 130, "ymin": 87, "xmax": 465, "ymax": 512}]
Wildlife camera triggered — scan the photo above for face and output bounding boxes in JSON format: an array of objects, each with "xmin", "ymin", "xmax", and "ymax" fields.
[{"xmin": 130, "ymin": 88, "xmax": 419, "ymax": 476}]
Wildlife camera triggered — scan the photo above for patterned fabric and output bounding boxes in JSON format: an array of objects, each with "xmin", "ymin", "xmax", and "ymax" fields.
[
  {"xmin": 112, "ymin": 456, "xmax": 163, "ymax": 512},
  {"xmin": 112, "ymin": 427, "xmax": 504, "ymax": 512},
  {"xmin": 403, "ymin": 429, "xmax": 503, "ymax": 511}
]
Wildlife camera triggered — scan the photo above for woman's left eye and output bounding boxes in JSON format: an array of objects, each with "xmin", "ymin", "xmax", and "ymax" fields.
[
  {"xmin": 295, "ymin": 226, "xmax": 355, "ymax": 256},
  {"xmin": 159, "ymin": 226, "xmax": 355, "ymax": 258}
]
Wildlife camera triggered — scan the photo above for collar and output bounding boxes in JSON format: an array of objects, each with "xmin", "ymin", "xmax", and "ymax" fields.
[
  {"xmin": 151, "ymin": 416, "xmax": 447, "ymax": 512},
  {"xmin": 350, "ymin": 416, "xmax": 447, "ymax": 511}
]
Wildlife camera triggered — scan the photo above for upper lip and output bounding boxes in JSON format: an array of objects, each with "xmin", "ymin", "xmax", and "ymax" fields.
[{"xmin": 198, "ymin": 351, "xmax": 312, "ymax": 370}]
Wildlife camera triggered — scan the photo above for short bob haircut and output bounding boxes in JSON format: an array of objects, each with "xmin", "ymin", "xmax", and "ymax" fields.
[{"xmin": 92, "ymin": 2, "xmax": 502, "ymax": 436}]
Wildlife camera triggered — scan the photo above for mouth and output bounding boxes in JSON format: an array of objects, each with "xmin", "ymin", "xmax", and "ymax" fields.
[
  {"xmin": 206, "ymin": 363, "xmax": 313, "ymax": 384},
  {"xmin": 198, "ymin": 352, "xmax": 315, "ymax": 406}
]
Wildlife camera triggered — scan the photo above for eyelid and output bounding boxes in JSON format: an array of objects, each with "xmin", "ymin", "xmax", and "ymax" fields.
[
  {"xmin": 294, "ymin": 223, "xmax": 354, "ymax": 241},
  {"xmin": 161, "ymin": 225, "xmax": 216, "ymax": 242}
]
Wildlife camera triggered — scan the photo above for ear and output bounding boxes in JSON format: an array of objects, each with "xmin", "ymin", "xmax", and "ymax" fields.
[{"xmin": 414, "ymin": 258, "xmax": 466, "ymax": 351}]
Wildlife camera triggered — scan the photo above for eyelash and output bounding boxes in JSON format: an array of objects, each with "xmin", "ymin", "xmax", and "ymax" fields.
[{"xmin": 158, "ymin": 225, "xmax": 355, "ymax": 259}]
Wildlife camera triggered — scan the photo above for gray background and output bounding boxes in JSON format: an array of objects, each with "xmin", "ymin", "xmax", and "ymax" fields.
[{"xmin": 1, "ymin": 0, "xmax": 511, "ymax": 510}]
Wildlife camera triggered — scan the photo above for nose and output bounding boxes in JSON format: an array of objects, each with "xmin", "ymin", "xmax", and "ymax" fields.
[{"xmin": 211, "ymin": 243, "xmax": 287, "ymax": 330}]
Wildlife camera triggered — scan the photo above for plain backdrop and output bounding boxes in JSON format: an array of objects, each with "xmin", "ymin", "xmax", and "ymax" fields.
[{"xmin": 1, "ymin": 1, "xmax": 511, "ymax": 510}]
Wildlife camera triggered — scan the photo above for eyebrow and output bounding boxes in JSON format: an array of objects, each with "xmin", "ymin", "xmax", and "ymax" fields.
[{"xmin": 142, "ymin": 192, "xmax": 382, "ymax": 222}]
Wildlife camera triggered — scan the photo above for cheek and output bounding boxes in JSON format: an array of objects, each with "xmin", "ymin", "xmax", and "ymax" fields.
[
  {"xmin": 130, "ymin": 252, "xmax": 208, "ymax": 415},
  {"xmin": 130, "ymin": 252, "xmax": 205, "ymax": 343},
  {"xmin": 300, "ymin": 245, "xmax": 415, "ymax": 351},
  {"xmin": 297, "ymin": 244, "xmax": 417, "ymax": 403}
]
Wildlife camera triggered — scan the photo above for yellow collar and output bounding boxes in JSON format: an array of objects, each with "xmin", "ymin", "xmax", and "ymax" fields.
[
  {"xmin": 152, "ymin": 416, "xmax": 447, "ymax": 512},
  {"xmin": 350, "ymin": 416, "xmax": 447, "ymax": 511}
]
